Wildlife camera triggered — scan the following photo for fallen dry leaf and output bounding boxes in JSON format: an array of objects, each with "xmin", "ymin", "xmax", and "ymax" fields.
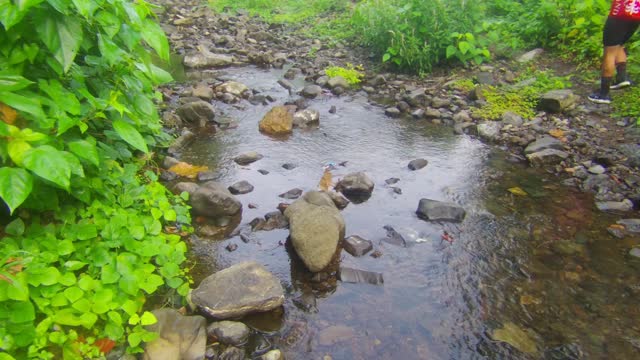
[
  {"xmin": 168, "ymin": 162, "xmax": 209, "ymax": 179},
  {"xmin": 318, "ymin": 169, "xmax": 333, "ymax": 192},
  {"xmin": 0, "ymin": 102, "xmax": 17, "ymax": 124},
  {"xmin": 520, "ymin": 294, "xmax": 542, "ymax": 305},
  {"xmin": 508, "ymin": 187, "xmax": 528, "ymax": 196},
  {"xmin": 608, "ymin": 224, "xmax": 625, "ymax": 230},
  {"xmin": 549, "ymin": 129, "xmax": 564, "ymax": 138}
]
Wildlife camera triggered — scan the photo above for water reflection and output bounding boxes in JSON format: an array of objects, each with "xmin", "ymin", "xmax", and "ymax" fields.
[{"xmin": 177, "ymin": 66, "xmax": 640, "ymax": 359}]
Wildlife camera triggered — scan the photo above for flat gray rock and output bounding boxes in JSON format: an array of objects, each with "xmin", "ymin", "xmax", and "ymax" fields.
[
  {"xmin": 617, "ymin": 219, "xmax": 640, "ymax": 233},
  {"xmin": 343, "ymin": 235, "xmax": 373, "ymax": 257},
  {"xmin": 206, "ymin": 321, "xmax": 249, "ymax": 346},
  {"xmin": 526, "ymin": 149, "xmax": 569, "ymax": 167},
  {"xmin": 190, "ymin": 261, "xmax": 285, "ymax": 319},
  {"xmin": 228, "ymin": 180, "xmax": 254, "ymax": 195},
  {"xmin": 539, "ymin": 89, "xmax": 577, "ymax": 113},
  {"xmin": 416, "ymin": 199, "xmax": 466, "ymax": 223},
  {"xmin": 335, "ymin": 172, "xmax": 374, "ymax": 203},
  {"xmin": 596, "ymin": 199, "xmax": 634, "ymax": 212},
  {"xmin": 524, "ymin": 136, "xmax": 564, "ymax": 154},
  {"xmin": 408, "ymin": 158, "xmax": 428, "ymax": 170},
  {"xmin": 143, "ymin": 309, "xmax": 206, "ymax": 360}
]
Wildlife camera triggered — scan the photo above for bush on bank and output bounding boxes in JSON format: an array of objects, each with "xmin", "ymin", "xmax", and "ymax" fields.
[{"xmin": 0, "ymin": 0, "xmax": 191, "ymax": 358}]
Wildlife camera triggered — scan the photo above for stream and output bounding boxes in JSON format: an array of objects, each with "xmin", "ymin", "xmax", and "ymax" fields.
[{"xmin": 172, "ymin": 65, "xmax": 640, "ymax": 359}]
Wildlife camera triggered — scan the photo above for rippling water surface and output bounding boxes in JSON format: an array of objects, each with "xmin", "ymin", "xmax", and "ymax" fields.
[{"xmin": 176, "ymin": 66, "xmax": 640, "ymax": 359}]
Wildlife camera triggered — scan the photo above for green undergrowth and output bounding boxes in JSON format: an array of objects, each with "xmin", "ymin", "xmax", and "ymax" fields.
[
  {"xmin": 613, "ymin": 86, "xmax": 640, "ymax": 125},
  {"xmin": 1, "ymin": 0, "xmax": 192, "ymax": 358},
  {"xmin": 474, "ymin": 69, "xmax": 572, "ymax": 120},
  {"xmin": 325, "ymin": 63, "xmax": 364, "ymax": 86}
]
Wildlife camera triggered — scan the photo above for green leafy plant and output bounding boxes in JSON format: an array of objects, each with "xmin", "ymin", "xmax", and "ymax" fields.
[
  {"xmin": 613, "ymin": 86, "xmax": 640, "ymax": 125},
  {"xmin": 325, "ymin": 63, "xmax": 365, "ymax": 85},
  {"xmin": 446, "ymin": 32, "xmax": 491, "ymax": 66},
  {"xmin": 0, "ymin": 0, "xmax": 192, "ymax": 358}
]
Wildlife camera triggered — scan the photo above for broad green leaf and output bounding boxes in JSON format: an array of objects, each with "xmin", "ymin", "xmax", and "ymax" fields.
[
  {"xmin": 0, "ymin": 168, "xmax": 32, "ymax": 214},
  {"xmin": 0, "ymin": 91, "xmax": 46, "ymax": 119},
  {"xmin": 98, "ymin": 33, "xmax": 126, "ymax": 65},
  {"xmin": 9, "ymin": 301, "xmax": 36, "ymax": 324},
  {"xmin": 28, "ymin": 267, "xmax": 60, "ymax": 286},
  {"xmin": 5, "ymin": 218, "xmax": 25, "ymax": 236},
  {"xmin": 446, "ymin": 45, "xmax": 456, "ymax": 59},
  {"xmin": 22, "ymin": 145, "xmax": 71, "ymax": 190},
  {"xmin": 37, "ymin": 16, "xmax": 83, "ymax": 73},
  {"xmin": 38, "ymin": 79, "xmax": 81, "ymax": 115},
  {"xmin": 68, "ymin": 139, "xmax": 99, "ymax": 166},
  {"xmin": 128, "ymin": 332, "xmax": 142, "ymax": 347},
  {"xmin": 96, "ymin": 10, "xmax": 120, "ymax": 38},
  {"xmin": 105, "ymin": 322, "xmax": 124, "ymax": 340},
  {"xmin": 71, "ymin": 0, "xmax": 98, "ymax": 18},
  {"xmin": 57, "ymin": 239, "xmax": 74, "ymax": 255},
  {"xmin": 140, "ymin": 311, "xmax": 157, "ymax": 326},
  {"xmin": 8, "ymin": 139, "xmax": 31, "ymax": 166},
  {"xmin": 72, "ymin": 298, "xmax": 91, "ymax": 312},
  {"xmin": 113, "ymin": 119, "xmax": 148, "ymax": 153},
  {"xmin": 458, "ymin": 41, "xmax": 471, "ymax": 55},
  {"xmin": 80, "ymin": 312, "xmax": 98, "ymax": 328},
  {"xmin": 128, "ymin": 313, "xmax": 140, "ymax": 325},
  {"xmin": 0, "ymin": 74, "xmax": 34, "ymax": 92},
  {"xmin": 121, "ymin": 299, "xmax": 139, "ymax": 316},
  {"xmin": 58, "ymin": 272, "xmax": 77, "ymax": 286},
  {"xmin": 63, "ymin": 261, "xmax": 86, "ymax": 271},
  {"xmin": 139, "ymin": 273, "xmax": 163, "ymax": 294},
  {"xmin": 7, "ymin": 272, "xmax": 30, "ymax": 300},
  {"xmin": 108, "ymin": 311, "xmax": 122, "ymax": 325},
  {"xmin": 61, "ymin": 151, "xmax": 84, "ymax": 177},
  {"xmin": 141, "ymin": 19, "xmax": 169, "ymax": 61},
  {"xmin": 382, "ymin": 53, "xmax": 390, "ymax": 63},
  {"xmin": 63, "ymin": 287, "xmax": 84, "ymax": 303},
  {"xmin": 148, "ymin": 63, "xmax": 173, "ymax": 84},
  {"xmin": 101, "ymin": 264, "xmax": 120, "ymax": 284}
]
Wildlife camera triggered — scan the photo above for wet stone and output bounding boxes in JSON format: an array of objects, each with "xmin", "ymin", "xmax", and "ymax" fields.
[
  {"xmin": 282, "ymin": 163, "xmax": 297, "ymax": 170},
  {"xmin": 228, "ymin": 180, "xmax": 254, "ymax": 195},
  {"xmin": 385, "ymin": 177, "xmax": 400, "ymax": 185},
  {"xmin": 234, "ymin": 151, "xmax": 263, "ymax": 165},
  {"xmin": 218, "ymin": 346, "xmax": 244, "ymax": 360},
  {"xmin": 392, "ymin": 187, "xmax": 402, "ymax": 194},
  {"xmin": 617, "ymin": 219, "xmax": 640, "ymax": 233},
  {"xmin": 279, "ymin": 188, "xmax": 303, "ymax": 200},
  {"xmin": 329, "ymin": 105, "xmax": 337, "ymax": 114},
  {"xmin": 408, "ymin": 158, "xmax": 428, "ymax": 170},
  {"xmin": 258, "ymin": 169, "xmax": 270, "ymax": 175},
  {"xmin": 588, "ymin": 165, "xmax": 606, "ymax": 174},
  {"xmin": 206, "ymin": 321, "xmax": 250, "ymax": 346},
  {"xmin": 416, "ymin": 199, "xmax": 466, "ymax": 223},
  {"xmin": 339, "ymin": 267, "xmax": 384, "ymax": 286},
  {"xmin": 225, "ymin": 243, "xmax": 238, "ymax": 252},
  {"xmin": 343, "ymin": 235, "xmax": 373, "ymax": 257},
  {"xmin": 370, "ymin": 250, "xmax": 383, "ymax": 258},
  {"xmin": 259, "ymin": 349, "xmax": 284, "ymax": 360},
  {"xmin": 596, "ymin": 199, "xmax": 634, "ymax": 212},
  {"xmin": 524, "ymin": 136, "xmax": 564, "ymax": 154},
  {"xmin": 526, "ymin": 149, "xmax": 569, "ymax": 167},
  {"xmin": 385, "ymin": 107, "xmax": 401, "ymax": 118},
  {"xmin": 302, "ymin": 84, "xmax": 322, "ymax": 98},
  {"xmin": 629, "ymin": 248, "xmax": 640, "ymax": 258}
]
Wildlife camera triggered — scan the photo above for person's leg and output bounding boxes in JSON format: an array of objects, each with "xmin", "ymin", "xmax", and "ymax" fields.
[
  {"xmin": 590, "ymin": 17, "xmax": 627, "ymax": 103},
  {"xmin": 612, "ymin": 22, "xmax": 639, "ymax": 89}
]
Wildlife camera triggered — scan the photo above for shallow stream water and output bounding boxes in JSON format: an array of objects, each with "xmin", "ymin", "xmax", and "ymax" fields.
[{"xmin": 175, "ymin": 66, "xmax": 640, "ymax": 360}]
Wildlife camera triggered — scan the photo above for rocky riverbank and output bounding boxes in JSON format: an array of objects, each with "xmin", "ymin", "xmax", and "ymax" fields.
[{"xmin": 137, "ymin": 0, "xmax": 640, "ymax": 359}]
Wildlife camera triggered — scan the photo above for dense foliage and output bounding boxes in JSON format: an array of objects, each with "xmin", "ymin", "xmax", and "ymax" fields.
[{"xmin": 0, "ymin": 0, "xmax": 191, "ymax": 358}]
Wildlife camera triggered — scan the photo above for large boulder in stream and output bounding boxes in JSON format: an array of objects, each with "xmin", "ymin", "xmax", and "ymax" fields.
[
  {"xmin": 176, "ymin": 100, "xmax": 216, "ymax": 128},
  {"xmin": 335, "ymin": 172, "xmax": 374, "ymax": 203},
  {"xmin": 143, "ymin": 309, "xmax": 207, "ymax": 360},
  {"xmin": 190, "ymin": 261, "xmax": 285, "ymax": 319},
  {"xmin": 284, "ymin": 191, "xmax": 346, "ymax": 272},
  {"xmin": 259, "ymin": 106, "xmax": 293, "ymax": 135},
  {"xmin": 416, "ymin": 199, "xmax": 466, "ymax": 222},
  {"xmin": 186, "ymin": 181, "xmax": 242, "ymax": 218}
]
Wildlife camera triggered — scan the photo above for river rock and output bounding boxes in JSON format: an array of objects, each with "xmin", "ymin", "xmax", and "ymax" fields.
[
  {"xmin": 228, "ymin": 180, "xmax": 254, "ymax": 195},
  {"xmin": 502, "ymin": 111, "xmax": 524, "ymax": 126},
  {"xmin": 405, "ymin": 88, "xmax": 427, "ymax": 106},
  {"xmin": 385, "ymin": 107, "xmax": 401, "ymax": 118},
  {"xmin": 411, "ymin": 108, "xmax": 425, "ymax": 119},
  {"xmin": 526, "ymin": 149, "xmax": 569, "ymax": 167},
  {"xmin": 301, "ymin": 84, "xmax": 322, "ymax": 98},
  {"xmin": 327, "ymin": 76, "xmax": 349, "ymax": 89},
  {"xmin": 218, "ymin": 346, "xmax": 244, "ymax": 360},
  {"xmin": 630, "ymin": 248, "xmax": 640, "ymax": 258},
  {"xmin": 263, "ymin": 211, "xmax": 289, "ymax": 230},
  {"xmin": 477, "ymin": 122, "xmax": 502, "ymax": 141},
  {"xmin": 518, "ymin": 48, "xmax": 544, "ymax": 63},
  {"xmin": 284, "ymin": 191, "xmax": 346, "ymax": 272},
  {"xmin": 408, "ymin": 158, "xmax": 428, "ymax": 170},
  {"xmin": 259, "ymin": 106, "xmax": 293, "ymax": 135},
  {"xmin": 259, "ymin": 350, "xmax": 284, "ymax": 360},
  {"xmin": 327, "ymin": 191, "xmax": 350, "ymax": 210},
  {"xmin": 143, "ymin": 309, "xmax": 206, "ymax": 360},
  {"xmin": 416, "ymin": 199, "xmax": 466, "ymax": 222},
  {"xmin": 293, "ymin": 109, "xmax": 320, "ymax": 128},
  {"xmin": 184, "ymin": 50, "xmax": 234, "ymax": 69},
  {"xmin": 539, "ymin": 89, "xmax": 578, "ymax": 113},
  {"xmin": 343, "ymin": 235, "xmax": 373, "ymax": 257},
  {"xmin": 596, "ymin": 199, "xmax": 634, "ymax": 212},
  {"xmin": 431, "ymin": 97, "xmax": 451, "ymax": 108},
  {"xmin": 335, "ymin": 172, "xmax": 374, "ymax": 202},
  {"xmin": 524, "ymin": 136, "xmax": 564, "ymax": 154},
  {"xmin": 190, "ymin": 261, "xmax": 285, "ymax": 319},
  {"xmin": 282, "ymin": 163, "xmax": 297, "ymax": 170},
  {"xmin": 192, "ymin": 83, "xmax": 214, "ymax": 100},
  {"xmin": 234, "ymin": 151, "xmax": 263, "ymax": 165},
  {"xmin": 278, "ymin": 79, "xmax": 294, "ymax": 92},
  {"xmin": 338, "ymin": 267, "xmax": 383, "ymax": 285},
  {"xmin": 207, "ymin": 321, "xmax": 250, "ymax": 346},
  {"xmin": 190, "ymin": 182, "xmax": 242, "ymax": 218},
  {"xmin": 279, "ymin": 188, "xmax": 303, "ymax": 199},
  {"xmin": 216, "ymin": 81, "xmax": 249, "ymax": 97},
  {"xmin": 617, "ymin": 219, "xmax": 640, "ymax": 233},
  {"xmin": 424, "ymin": 108, "xmax": 441, "ymax": 119},
  {"xmin": 176, "ymin": 100, "xmax": 215, "ymax": 127},
  {"xmin": 318, "ymin": 325, "xmax": 355, "ymax": 346},
  {"xmin": 618, "ymin": 143, "xmax": 640, "ymax": 168}
]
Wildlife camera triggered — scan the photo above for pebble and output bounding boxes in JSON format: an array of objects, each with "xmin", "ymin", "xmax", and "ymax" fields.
[{"xmin": 588, "ymin": 165, "xmax": 606, "ymax": 174}]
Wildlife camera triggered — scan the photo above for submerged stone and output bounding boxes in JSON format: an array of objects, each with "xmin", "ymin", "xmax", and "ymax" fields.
[
  {"xmin": 416, "ymin": 199, "xmax": 466, "ymax": 223},
  {"xmin": 338, "ymin": 267, "xmax": 383, "ymax": 285}
]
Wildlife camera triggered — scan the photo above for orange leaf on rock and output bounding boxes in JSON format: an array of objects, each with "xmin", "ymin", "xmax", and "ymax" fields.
[
  {"xmin": 94, "ymin": 338, "xmax": 116, "ymax": 354},
  {"xmin": 168, "ymin": 162, "xmax": 209, "ymax": 179},
  {"xmin": 549, "ymin": 129, "xmax": 564, "ymax": 138},
  {"xmin": 0, "ymin": 102, "xmax": 18, "ymax": 124},
  {"xmin": 318, "ymin": 169, "xmax": 333, "ymax": 192},
  {"xmin": 507, "ymin": 187, "xmax": 528, "ymax": 196}
]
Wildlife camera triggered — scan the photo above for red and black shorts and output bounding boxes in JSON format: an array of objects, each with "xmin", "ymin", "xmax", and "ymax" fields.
[{"xmin": 604, "ymin": 16, "xmax": 640, "ymax": 46}]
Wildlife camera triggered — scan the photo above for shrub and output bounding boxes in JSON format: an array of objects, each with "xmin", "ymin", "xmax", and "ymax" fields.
[
  {"xmin": 325, "ymin": 63, "xmax": 365, "ymax": 85},
  {"xmin": 0, "ymin": 0, "xmax": 192, "ymax": 358}
]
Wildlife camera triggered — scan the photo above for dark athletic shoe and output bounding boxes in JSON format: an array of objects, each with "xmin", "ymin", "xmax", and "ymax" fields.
[
  {"xmin": 610, "ymin": 79, "xmax": 632, "ymax": 90},
  {"xmin": 588, "ymin": 92, "xmax": 611, "ymax": 104}
]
